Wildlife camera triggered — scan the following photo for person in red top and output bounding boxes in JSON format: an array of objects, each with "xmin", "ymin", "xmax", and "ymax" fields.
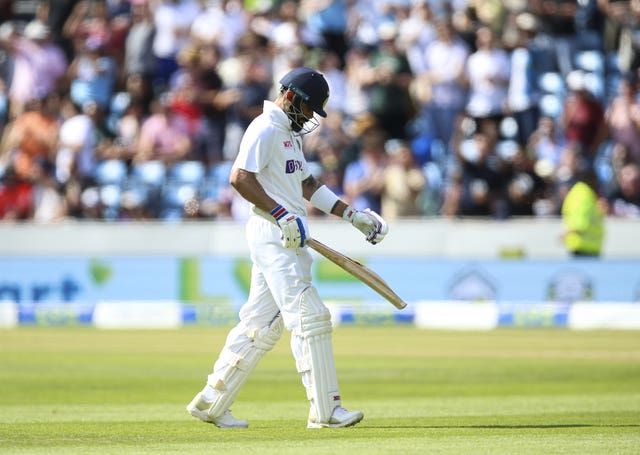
[
  {"xmin": 561, "ymin": 70, "xmax": 608, "ymax": 159},
  {"xmin": 0, "ymin": 166, "xmax": 34, "ymax": 220}
]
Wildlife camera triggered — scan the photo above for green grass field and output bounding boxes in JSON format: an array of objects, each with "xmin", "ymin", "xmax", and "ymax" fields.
[{"xmin": 1, "ymin": 327, "xmax": 639, "ymax": 454}]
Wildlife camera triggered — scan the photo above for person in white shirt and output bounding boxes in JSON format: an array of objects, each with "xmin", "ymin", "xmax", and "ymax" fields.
[
  {"xmin": 151, "ymin": 0, "xmax": 201, "ymax": 88},
  {"xmin": 465, "ymin": 26, "xmax": 510, "ymax": 123},
  {"xmin": 420, "ymin": 18, "xmax": 470, "ymax": 150},
  {"xmin": 186, "ymin": 66, "xmax": 388, "ymax": 429}
]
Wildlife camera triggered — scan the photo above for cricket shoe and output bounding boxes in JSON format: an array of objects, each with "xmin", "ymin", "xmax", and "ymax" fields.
[
  {"xmin": 186, "ymin": 392, "xmax": 248, "ymax": 428},
  {"xmin": 307, "ymin": 406, "xmax": 364, "ymax": 429}
]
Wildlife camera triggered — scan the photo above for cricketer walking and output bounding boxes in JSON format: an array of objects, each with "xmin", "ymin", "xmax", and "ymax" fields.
[{"xmin": 187, "ymin": 67, "xmax": 388, "ymax": 428}]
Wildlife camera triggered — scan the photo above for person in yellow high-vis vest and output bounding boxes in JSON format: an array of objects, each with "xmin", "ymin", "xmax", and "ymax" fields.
[{"xmin": 561, "ymin": 170, "xmax": 605, "ymax": 257}]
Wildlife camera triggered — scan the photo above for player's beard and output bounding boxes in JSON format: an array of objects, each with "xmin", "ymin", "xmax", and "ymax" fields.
[{"xmin": 286, "ymin": 104, "xmax": 307, "ymax": 133}]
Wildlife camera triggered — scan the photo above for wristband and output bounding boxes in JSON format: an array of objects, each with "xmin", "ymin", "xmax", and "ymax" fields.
[
  {"xmin": 309, "ymin": 185, "xmax": 340, "ymax": 215},
  {"xmin": 270, "ymin": 204, "xmax": 288, "ymax": 221}
]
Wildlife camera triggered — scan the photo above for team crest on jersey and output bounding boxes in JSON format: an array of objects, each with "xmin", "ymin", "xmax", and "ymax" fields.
[{"xmin": 283, "ymin": 140, "xmax": 293, "ymax": 148}]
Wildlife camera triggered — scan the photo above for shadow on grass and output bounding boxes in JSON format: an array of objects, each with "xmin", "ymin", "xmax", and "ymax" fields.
[{"xmin": 372, "ymin": 424, "xmax": 640, "ymax": 429}]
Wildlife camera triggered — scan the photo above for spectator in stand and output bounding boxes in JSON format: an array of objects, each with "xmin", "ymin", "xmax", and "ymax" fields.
[
  {"xmin": 609, "ymin": 141, "xmax": 635, "ymax": 175},
  {"xmin": 22, "ymin": 19, "xmax": 67, "ymax": 102},
  {"xmin": 342, "ymin": 128, "xmax": 388, "ymax": 214},
  {"xmin": 124, "ymin": 0, "xmax": 156, "ymax": 80},
  {"xmin": 360, "ymin": 22, "xmax": 415, "ymax": 140},
  {"xmin": 62, "ymin": 0, "xmax": 113, "ymax": 56},
  {"xmin": 396, "ymin": 1, "xmax": 436, "ymax": 77},
  {"xmin": 313, "ymin": 138, "xmax": 346, "ymax": 196},
  {"xmin": 561, "ymin": 69, "xmax": 608, "ymax": 161},
  {"xmin": 46, "ymin": 0, "xmax": 82, "ymax": 60},
  {"xmin": 301, "ymin": 0, "xmax": 349, "ymax": 68},
  {"xmin": 0, "ymin": 92, "xmax": 60, "ymax": 183},
  {"xmin": 151, "ymin": 0, "xmax": 202, "ymax": 91},
  {"xmin": 109, "ymin": 98, "xmax": 146, "ymax": 161},
  {"xmin": 5, "ymin": 20, "xmax": 66, "ymax": 119},
  {"xmin": 450, "ymin": 130, "xmax": 507, "ymax": 217},
  {"xmin": 613, "ymin": 0, "xmax": 640, "ymax": 73},
  {"xmin": 342, "ymin": 44, "xmax": 371, "ymax": 120},
  {"xmin": 381, "ymin": 139, "xmax": 426, "ymax": 219},
  {"xmin": 316, "ymin": 50, "xmax": 347, "ymax": 115},
  {"xmin": 90, "ymin": 99, "xmax": 121, "ymax": 163},
  {"xmin": 190, "ymin": 0, "xmax": 247, "ymax": 59},
  {"xmin": 450, "ymin": 3, "xmax": 479, "ymax": 51},
  {"xmin": 607, "ymin": 162, "xmax": 640, "ymax": 217},
  {"xmin": 464, "ymin": 26, "xmax": 510, "ymax": 137},
  {"xmin": 167, "ymin": 43, "xmax": 203, "ymax": 137},
  {"xmin": 55, "ymin": 98, "xmax": 97, "ymax": 188},
  {"xmin": 418, "ymin": 18, "xmax": 470, "ymax": 151},
  {"xmin": 439, "ymin": 164, "xmax": 464, "ymax": 217},
  {"xmin": 269, "ymin": 1, "xmax": 304, "ymax": 57},
  {"xmin": 303, "ymin": 117, "xmax": 345, "ymax": 171},
  {"xmin": 106, "ymin": 0, "xmax": 135, "ymax": 70},
  {"xmin": 599, "ymin": 0, "xmax": 631, "ymax": 56},
  {"xmin": 68, "ymin": 34, "xmax": 117, "ymax": 111},
  {"xmin": 529, "ymin": 0, "xmax": 580, "ymax": 76},
  {"xmin": 338, "ymin": 111, "xmax": 378, "ymax": 175},
  {"xmin": 605, "ymin": 74, "xmax": 640, "ymax": 163},
  {"xmin": 472, "ymin": 0, "xmax": 508, "ymax": 32},
  {"xmin": 507, "ymin": 13, "xmax": 542, "ymax": 147},
  {"xmin": 32, "ymin": 159, "xmax": 67, "ymax": 222},
  {"xmin": 223, "ymin": 54, "xmax": 272, "ymax": 160},
  {"xmin": 527, "ymin": 116, "xmax": 566, "ymax": 172},
  {"xmin": 265, "ymin": 3, "xmax": 307, "ymax": 92},
  {"xmin": 133, "ymin": 92, "xmax": 192, "ymax": 164},
  {"xmin": 503, "ymin": 145, "xmax": 546, "ymax": 217},
  {"xmin": 0, "ymin": 165, "xmax": 33, "ymax": 220},
  {"xmin": 190, "ymin": 43, "xmax": 241, "ymax": 166}
]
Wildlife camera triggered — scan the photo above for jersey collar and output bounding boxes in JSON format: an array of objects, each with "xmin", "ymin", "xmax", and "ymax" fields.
[{"xmin": 263, "ymin": 100, "xmax": 291, "ymax": 132}]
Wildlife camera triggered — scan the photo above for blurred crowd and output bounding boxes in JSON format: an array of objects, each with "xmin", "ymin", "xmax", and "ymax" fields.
[{"xmin": 0, "ymin": 0, "xmax": 639, "ymax": 223}]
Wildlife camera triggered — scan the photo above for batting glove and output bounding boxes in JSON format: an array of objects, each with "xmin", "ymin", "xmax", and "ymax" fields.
[
  {"xmin": 271, "ymin": 204, "xmax": 307, "ymax": 248},
  {"xmin": 343, "ymin": 206, "xmax": 388, "ymax": 245}
]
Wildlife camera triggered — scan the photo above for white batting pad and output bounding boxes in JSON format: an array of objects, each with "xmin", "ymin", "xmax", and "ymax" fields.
[
  {"xmin": 292, "ymin": 287, "xmax": 341, "ymax": 422},
  {"xmin": 205, "ymin": 313, "xmax": 284, "ymax": 418}
]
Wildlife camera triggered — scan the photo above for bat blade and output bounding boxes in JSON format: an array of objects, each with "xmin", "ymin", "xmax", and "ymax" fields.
[{"xmin": 307, "ymin": 238, "xmax": 407, "ymax": 310}]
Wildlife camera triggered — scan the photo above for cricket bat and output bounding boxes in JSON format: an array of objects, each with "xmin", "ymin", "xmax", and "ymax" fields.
[{"xmin": 307, "ymin": 238, "xmax": 407, "ymax": 310}]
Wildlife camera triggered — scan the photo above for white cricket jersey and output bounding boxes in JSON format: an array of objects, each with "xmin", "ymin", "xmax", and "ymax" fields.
[{"xmin": 233, "ymin": 100, "xmax": 311, "ymax": 218}]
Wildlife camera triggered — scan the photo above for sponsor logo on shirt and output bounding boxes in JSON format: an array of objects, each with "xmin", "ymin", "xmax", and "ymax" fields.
[
  {"xmin": 285, "ymin": 159, "xmax": 303, "ymax": 174},
  {"xmin": 283, "ymin": 140, "xmax": 293, "ymax": 148}
]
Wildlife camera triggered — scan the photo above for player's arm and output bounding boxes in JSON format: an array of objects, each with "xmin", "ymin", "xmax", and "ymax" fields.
[
  {"xmin": 229, "ymin": 167, "xmax": 278, "ymax": 213},
  {"xmin": 231, "ymin": 167, "xmax": 308, "ymax": 248},
  {"xmin": 303, "ymin": 175, "xmax": 388, "ymax": 245}
]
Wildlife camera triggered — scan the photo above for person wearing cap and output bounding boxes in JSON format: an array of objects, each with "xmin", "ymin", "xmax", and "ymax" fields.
[{"xmin": 186, "ymin": 66, "xmax": 388, "ymax": 429}]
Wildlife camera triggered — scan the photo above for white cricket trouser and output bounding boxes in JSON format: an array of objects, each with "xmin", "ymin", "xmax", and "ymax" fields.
[
  {"xmin": 240, "ymin": 214, "xmax": 314, "ymax": 331},
  {"xmin": 206, "ymin": 214, "xmax": 340, "ymax": 421}
]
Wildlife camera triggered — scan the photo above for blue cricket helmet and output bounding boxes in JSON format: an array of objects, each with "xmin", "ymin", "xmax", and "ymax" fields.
[{"xmin": 279, "ymin": 67, "xmax": 330, "ymax": 117}]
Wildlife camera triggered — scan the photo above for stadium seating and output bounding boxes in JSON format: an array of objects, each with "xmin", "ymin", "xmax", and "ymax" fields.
[
  {"xmin": 199, "ymin": 161, "xmax": 233, "ymax": 203},
  {"xmin": 538, "ymin": 71, "xmax": 566, "ymax": 96},
  {"xmin": 496, "ymin": 140, "xmax": 520, "ymax": 160},
  {"xmin": 167, "ymin": 160, "xmax": 206, "ymax": 186},
  {"xmin": 99, "ymin": 183, "xmax": 122, "ymax": 220},
  {"xmin": 539, "ymin": 93, "xmax": 564, "ymax": 118},
  {"xmin": 574, "ymin": 50, "xmax": 605, "ymax": 74},
  {"xmin": 129, "ymin": 160, "xmax": 166, "ymax": 194},
  {"xmin": 158, "ymin": 161, "xmax": 207, "ymax": 220},
  {"xmin": 94, "ymin": 159, "xmax": 128, "ymax": 186}
]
